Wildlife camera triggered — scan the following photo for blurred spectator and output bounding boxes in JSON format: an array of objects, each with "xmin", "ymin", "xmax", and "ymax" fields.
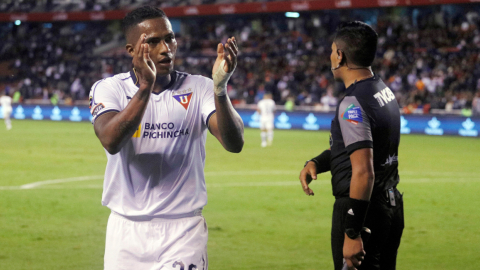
[
  {"xmin": 0, "ymin": 3, "xmax": 479, "ymax": 115},
  {"xmin": 473, "ymin": 90, "xmax": 480, "ymax": 116}
]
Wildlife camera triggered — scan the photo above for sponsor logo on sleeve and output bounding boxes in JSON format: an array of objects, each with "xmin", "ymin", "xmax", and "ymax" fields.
[
  {"xmin": 91, "ymin": 103, "xmax": 104, "ymax": 117},
  {"xmin": 341, "ymin": 104, "xmax": 363, "ymax": 125}
]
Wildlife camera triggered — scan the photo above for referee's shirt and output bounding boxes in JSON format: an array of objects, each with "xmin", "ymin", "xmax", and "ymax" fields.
[{"xmin": 330, "ymin": 75, "xmax": 400, "ymax": 198}]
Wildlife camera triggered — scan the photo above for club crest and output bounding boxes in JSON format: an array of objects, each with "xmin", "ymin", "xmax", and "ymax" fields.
[{"xmin": 173, "ymin": 93, "xmax": 193, "ymax": 110}]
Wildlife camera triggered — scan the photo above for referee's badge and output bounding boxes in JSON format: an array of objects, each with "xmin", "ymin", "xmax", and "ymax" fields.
[
  {"xmin": 173, "ymin": 93, "xmax": 193, "ymax": 110},
  {"xmin": 342, "ymin": 103, "xmax": 363, "ymax": 125}
]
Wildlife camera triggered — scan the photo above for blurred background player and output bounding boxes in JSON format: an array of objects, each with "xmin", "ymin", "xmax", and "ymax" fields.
[
  {"xmin": 257, "ymin": 92, "xmax": 275, "ymax": 147},
  {"xmin": 89, "ymin": 6, "xmax": 244, "ymax": 270},
  {"xmin": 0, "ymin": 91, "xmax": 12, "ymax": 130}
]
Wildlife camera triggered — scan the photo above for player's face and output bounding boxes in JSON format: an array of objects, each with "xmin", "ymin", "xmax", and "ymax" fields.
[{"xmin": 134, "ymin": 17, "xmax": 177, "ymax": 76}]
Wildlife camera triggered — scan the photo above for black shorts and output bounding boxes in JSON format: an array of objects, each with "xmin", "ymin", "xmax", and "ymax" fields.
[{"xmin": 331, "ymin": 188, "xmax": 404, "ymax": 270}]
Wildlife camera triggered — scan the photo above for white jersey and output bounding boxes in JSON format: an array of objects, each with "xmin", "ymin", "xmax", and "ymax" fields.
[
  {"xmin": 0, "ymin": 95, "xmax": 12, "ymax": 109},
  {"xmin": 257, "ymin": 98, "xmax": 275, "ymax": 121},
  {"xmin": 89, "ymin": 71, "xmax": 216, "ymax": 218}
]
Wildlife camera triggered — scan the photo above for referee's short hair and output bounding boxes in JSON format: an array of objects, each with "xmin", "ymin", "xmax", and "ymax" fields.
[
  {"xmin": 334, "ymin": 21, "xmax": 378, "ymax": 67},
  {"xmin": 122, "ymin": 6, "xmax": 167, "ymax": 37}
]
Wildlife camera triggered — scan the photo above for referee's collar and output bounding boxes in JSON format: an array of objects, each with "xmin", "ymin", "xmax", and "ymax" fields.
[
  {"xmin": 129, "ymin": 69, "xmax": 177, "ymax": 93},
  {"xmin": 345, "ymin": 73, "xmax": 378, "ymax": 95}
]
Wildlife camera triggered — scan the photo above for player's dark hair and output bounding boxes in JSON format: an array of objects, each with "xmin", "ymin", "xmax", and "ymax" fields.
[
  {"xmin": 334, "ymin": 21, "xmax": 378, "ymax": 67},
  {"xmin": 122, "ymin": 6, "xmax": 167, "ymax": 37}
]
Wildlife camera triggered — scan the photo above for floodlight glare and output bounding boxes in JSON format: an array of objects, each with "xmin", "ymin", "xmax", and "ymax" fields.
[
  {"xmin": 14, "ymin": 20, "xmax": 21, "ymax": 26},
  {"xmin": 285, "ymin": 12, "xmax": 300, "ymax": 18}
]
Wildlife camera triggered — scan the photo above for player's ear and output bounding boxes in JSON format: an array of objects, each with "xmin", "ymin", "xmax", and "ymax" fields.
[
  {"xmin": 126, "ymin": 44, "xmax": 135, "ymax": 57},
  {"xmin": 337, "ymin": 49, "xmax": 345, "ymax": 65}
]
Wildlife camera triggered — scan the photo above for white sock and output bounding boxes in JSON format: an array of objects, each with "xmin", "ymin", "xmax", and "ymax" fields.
[
  {"xmin": 261, "ymin": 131, "xmax": 267, "ymax": 144},
  {"xmin": 267, "ymin": 130, "xmax": 274, "ymax": 145}
]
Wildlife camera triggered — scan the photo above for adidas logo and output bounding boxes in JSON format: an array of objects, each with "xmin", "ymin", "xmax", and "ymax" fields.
[{"xmin": 347, "ymin": 209, "xmax": 354, "ymax": 216}]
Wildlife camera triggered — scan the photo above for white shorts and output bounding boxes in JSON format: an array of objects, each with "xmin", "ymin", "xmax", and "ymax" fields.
[
  {"xmin": 260, "ymin": 118, "xmax": 274, "ymax": 130},
  {"xmin": 3, "ymin": 107, "xmax": 12, "ymax": 118},
  {"xmin": 105, "ymin": 211, "xmax": 208, "ymax": 270}
]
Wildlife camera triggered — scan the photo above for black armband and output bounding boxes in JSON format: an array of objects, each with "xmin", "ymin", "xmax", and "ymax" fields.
[
  {"xmin": 310, "ymin": 149, "xmax": 331, "ymax": 173},
  {"xmin": 344, "ymin": 198, "xmax": 370, "ymax": 239}
]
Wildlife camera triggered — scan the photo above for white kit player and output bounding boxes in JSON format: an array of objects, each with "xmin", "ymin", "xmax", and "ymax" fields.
[
  {"xmin": 0, "ymin": 91, "xmax": 12, "ymax": 130},
  {"xmin": 257, "ymin": 92, "xmax": 275, "ymax": 147},
  {"xmin": 89, "ymin": 7, "xmax": 244, "ymax": 270}
]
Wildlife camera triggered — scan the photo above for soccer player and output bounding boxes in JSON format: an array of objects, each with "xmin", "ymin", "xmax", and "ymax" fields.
[
  {"xmin": 89, "ymin": 6, "xmax": 244, "ymax": 270},
  {"xmin": 257, "ymin": 92, "xmax": 275, "ymax": 147},
  {"xmin": 0, "ymin": 91, "xmax": 12, "ymax": 130},
  {"xmin": 299, "ymin": 21, "xmax": 404, "ymax": 270}
]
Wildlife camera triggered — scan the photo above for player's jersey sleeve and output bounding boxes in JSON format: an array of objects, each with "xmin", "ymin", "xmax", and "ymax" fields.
[
  {"xmin": 200, "ymin": 77, "xmax": 216, "ymax": 127},
  {"xmin": 89, "ymin": 79, "xmax": 122, "ymax": 124},
  {"xmin": 338, "ymin": 96, "xmax": 373, "ymax": 155}
]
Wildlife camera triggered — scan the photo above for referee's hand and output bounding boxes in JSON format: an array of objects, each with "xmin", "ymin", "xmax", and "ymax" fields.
[
  {"xmin": 299, "ymin": 161, "xmax": 317, "ymax": 196},
  {"xmin": 343, "ymin": 236, "xmax": 366, "ymax": 270}
]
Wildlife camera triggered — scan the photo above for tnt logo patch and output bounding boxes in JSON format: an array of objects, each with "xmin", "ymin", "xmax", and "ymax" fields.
[
  {"xmin": 173, "ymin": 93, "xmax": 193, "ymax": 110},
  {"xmin": 341, "ymin": 104, "xmax": 363, "ymax": 125}
]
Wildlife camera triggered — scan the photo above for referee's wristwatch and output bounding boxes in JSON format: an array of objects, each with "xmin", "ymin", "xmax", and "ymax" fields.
[{"xmin": 345, "ymin": 228, "xmax": 361, "ymax": 239}]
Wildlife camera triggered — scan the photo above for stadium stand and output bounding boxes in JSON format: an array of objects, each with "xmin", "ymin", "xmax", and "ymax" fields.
[
  {"xmin": 0, "ymin": 0, "xmax": 290, "ymax": 13},
  {"xmin": 0, "ymin": 2, "xmax": 479, "ymax": 116}
]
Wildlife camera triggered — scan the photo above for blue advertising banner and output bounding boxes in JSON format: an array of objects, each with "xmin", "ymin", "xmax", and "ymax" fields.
[
  {"xmin": 2, "ymin": 105, "xmax": 93, "ymax": 123},
  {"xmin": 237, "ymin": 109, "xmax": 480, "ymax": 138},
  {"xmin": 1, "ymin": 105, "xmax": 479, "ymax": 138}
]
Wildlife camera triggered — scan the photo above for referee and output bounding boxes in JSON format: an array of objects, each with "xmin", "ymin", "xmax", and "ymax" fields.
[{"xmin": 299, "ymin": 21, "xmax": 404, "ymax": 270}]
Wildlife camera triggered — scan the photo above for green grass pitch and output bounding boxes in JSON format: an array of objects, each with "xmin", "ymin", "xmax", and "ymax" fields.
[{"xmin": 0, "ymin": 120, "xmax": 479, "ymax": 269}]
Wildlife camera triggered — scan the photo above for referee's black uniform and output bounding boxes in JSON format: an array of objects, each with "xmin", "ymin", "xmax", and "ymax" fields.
[{"xmin": 330, "ymin": 74, "xmax": 404, "ymax": 270}]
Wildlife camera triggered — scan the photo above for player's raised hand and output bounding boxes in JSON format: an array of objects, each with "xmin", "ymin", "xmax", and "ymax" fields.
[
  {"xmin": 132, "ymin": 33, "xmax": 156, "ymax": 89},
  {"xmin": 299, "ymin": 161, "xmax": 317, "ymax": 196},
  {"xmin": 212, "ymin": 37, "xmax": 238, "ymax": 96}
]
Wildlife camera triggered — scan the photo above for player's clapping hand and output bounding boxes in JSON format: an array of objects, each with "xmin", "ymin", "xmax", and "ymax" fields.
[
  {"xmin": 212, "ymin": 37, "xmax": 238, "ymax": 96},
  {"xmin": 299, "ymin": 161, "xmax": 317, "ymax": 196},
  {"xmin": 132, "ymin": 33, "xmax": 156, "ymax": 89}
]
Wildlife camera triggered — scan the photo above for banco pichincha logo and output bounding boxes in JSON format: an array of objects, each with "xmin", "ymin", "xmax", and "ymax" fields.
[
  {"xmin": 32, "ymin": 106, "xmax": 44, "ymax": 120},
  {"xmin": 303, "ymin": 113, "xmax": 319, "ymax": 130},
  {"xmin": 425, "ymin": 117, "xmax": 443, "ymax": 135},
  {"xmin": 248, "ymin": 111, "xmax": 260, "ymax": 128},
  {"xmin": 50, "ymin": 106, "xmax": 62, "ymax": 121},
  {"xmin": 459, "ymin": 118, "xmax": 478, "ymax": 137},
  {"xmin": 275, "ymin": 112, "xmax": 292, "ymax": 129},
  {"xmin": 14, "ymin": 105, "xmax": 25, "ymax": 119},
  {"xmin": 400, "ymin": 116, "xmax": 410, "ymax": 134}
]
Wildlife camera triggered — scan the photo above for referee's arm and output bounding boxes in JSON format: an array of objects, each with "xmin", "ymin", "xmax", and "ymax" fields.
[{"xmin": 349, "ymin": 148, "xmax": 374, "ymax": 201}]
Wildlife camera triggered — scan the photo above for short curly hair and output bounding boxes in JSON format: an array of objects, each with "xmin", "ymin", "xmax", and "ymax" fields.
[{"xmin": 122, "ymin": 6, "xmax": 167, "ymax": 37}]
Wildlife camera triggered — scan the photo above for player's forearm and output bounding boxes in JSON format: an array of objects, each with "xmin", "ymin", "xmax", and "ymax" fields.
[
  {"xmin": 349, "ymin": 168, "xmax": 374, "ymax": 201},
  {"xmin": 214, "ymin": 95, "xmax": 244, "ymax": 153},
  {"xmin": 95, "ymin": 87, "xmax": 151, "ymax": 154}
]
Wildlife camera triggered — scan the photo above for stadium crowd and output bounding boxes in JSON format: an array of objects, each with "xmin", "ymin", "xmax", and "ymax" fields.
[
  {"xmin": 0, "ymin": 0, "xmax": 287, "ymax": 13},
  {"xmin": 1, "ymin": 4, "xmax": 480, "ymax": 115}
]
